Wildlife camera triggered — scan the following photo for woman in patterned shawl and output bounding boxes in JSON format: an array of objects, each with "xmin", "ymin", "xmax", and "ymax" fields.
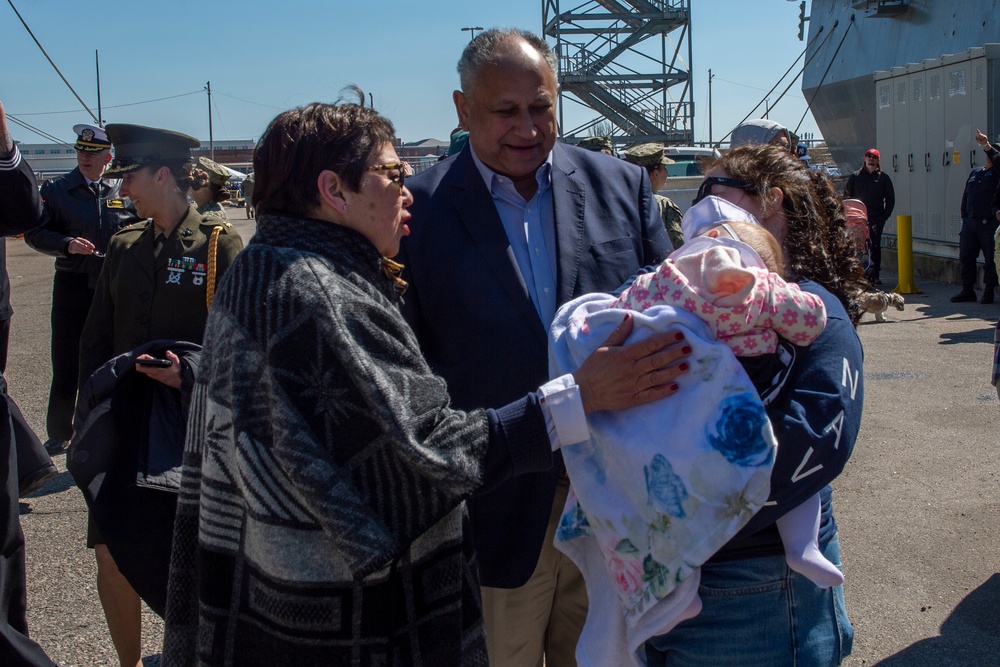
[{"xmin": 162, "ymin": 92, "xmax": 690, "ymax": 667}]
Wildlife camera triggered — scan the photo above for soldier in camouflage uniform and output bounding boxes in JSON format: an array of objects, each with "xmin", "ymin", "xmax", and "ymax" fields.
[
  {"xmin": 190, "ymin": 156, "xmax": 231, "ymax": 221},
  {"xmin": 578, "ymin": 136, "xmax": 614, "ymax": 155},
  {"xmin": 623, "ymin": 142, "xmax": 683, "ymax": 249}
]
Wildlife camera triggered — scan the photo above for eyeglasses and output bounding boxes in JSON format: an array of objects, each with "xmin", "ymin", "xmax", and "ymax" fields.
[
  {"xmin": 367, "ymin": 161, "xmax": 411, "ymax": 190},
  {"xmin": 693, "ymin": 176, "xmax": 758, "ymax": 205}
]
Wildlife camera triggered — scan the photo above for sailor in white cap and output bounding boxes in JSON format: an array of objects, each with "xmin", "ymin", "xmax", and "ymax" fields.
[
  {"xmin": 730, "ymin": 118, "xmax": 791, "ymax": 149},
  {"xmin": 24, "ymin": 124, "xmax": 139, "ymax": 456}
]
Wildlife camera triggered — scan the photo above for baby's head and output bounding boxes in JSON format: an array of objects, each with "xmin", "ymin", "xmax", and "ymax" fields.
[{"xmin": 700, "ymin": 221, "xmax": 784, "ymax": 275}]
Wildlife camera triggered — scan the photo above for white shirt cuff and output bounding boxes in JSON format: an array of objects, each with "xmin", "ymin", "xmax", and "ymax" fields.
[{"xmin": 538, "ymin": 373, "xmax": 590, "ymax": 449}]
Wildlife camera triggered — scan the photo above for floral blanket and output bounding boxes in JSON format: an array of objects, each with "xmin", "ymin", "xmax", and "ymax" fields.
[{"xmin": 549, "ymin": 293, "xmax": 776, "ymax": 666}]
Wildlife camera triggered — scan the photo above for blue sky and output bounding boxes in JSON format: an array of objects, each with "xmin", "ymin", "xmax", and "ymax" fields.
[{"xmin": 3, "ymin": 0, "xmax": 821, "ymax": 147}]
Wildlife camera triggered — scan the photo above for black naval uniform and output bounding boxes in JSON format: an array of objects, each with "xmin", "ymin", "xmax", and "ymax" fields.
[
  {"xmin": 25, "ymin": 168, "xmax": 139, "ymax": 444},
  {"xmin": 957, "ymin": 152, "xmax": 1000, "ymax": 295},
  {"xmin": 0, "ymin": 147, "xmax": 57, "ymax": 666},
  {"xmin": 78, "ymin": 204, "xmax": 243, "ymax": 387}
]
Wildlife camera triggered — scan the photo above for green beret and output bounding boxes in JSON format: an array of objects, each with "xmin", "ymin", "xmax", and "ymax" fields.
[{"xmin": 622, "ymin": 143, "xmax": 673, "ymax": 168}]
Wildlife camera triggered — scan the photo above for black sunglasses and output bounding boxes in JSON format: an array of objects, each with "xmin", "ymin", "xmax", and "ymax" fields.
[{"xmin": 693, "ymin": 176, "xmax": 758, "ymax": 205}]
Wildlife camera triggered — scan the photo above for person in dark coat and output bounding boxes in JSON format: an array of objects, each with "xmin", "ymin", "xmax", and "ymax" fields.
[
  {"xmin": 241, "ymin": 173, "xmax": 254, "ymax": 218},
  {"xmin": 77, "ymin": 123, "xmax": 243, "ymax": 667},
  {"xmin": 24, "ymin": 123, "xmax": 140, "ymax": 455},
  {"xmin": 844, "ymin": 147, "xmax": 895, "ymax": 284},
  {"xmin": 0, "ymin": 98, "xmax": 58, "ymax": 667},
  {"xmin": 952, "ymin": 129, "xmax": 1000, "ymax": 304}
]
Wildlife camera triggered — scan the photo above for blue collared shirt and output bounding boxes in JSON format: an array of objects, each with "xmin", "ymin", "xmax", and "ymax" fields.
[{"xmin": 470, "ymin": 146, "xmax": 558, "ymax": 327}]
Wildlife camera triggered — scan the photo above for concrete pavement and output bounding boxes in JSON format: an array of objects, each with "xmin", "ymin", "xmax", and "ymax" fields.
[{"xmin": 8, "ymin": 208, "xmax": 1000, "ymax": 665}]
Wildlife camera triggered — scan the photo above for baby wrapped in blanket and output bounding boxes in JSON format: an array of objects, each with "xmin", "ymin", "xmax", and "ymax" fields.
[{"xmin": 550, "ymin": 196, "xmax": 844, "ymax": 666}]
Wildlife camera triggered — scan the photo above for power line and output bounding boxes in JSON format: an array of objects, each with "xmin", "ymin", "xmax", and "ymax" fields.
[
  {"xmin": 7, "ymin": 0, "xmax": 99, "ymax": 124},
  {"xmin": 5, "ymin": 113, "xmax": 73, "ymax": 146},
  {"xmin": 713, "ymin": 77, "xmax": 770, "ymax": 93},
  {"xmin": 15, "ymin": 90, "xmax": 205, "ymax": 116},
  {"xmin": 212, "ymin": 91, "xmax": 284, "ymax": 110},
  {"xmin": 211, "ymin": 95, "xmax": 229, "ymax": 142}
]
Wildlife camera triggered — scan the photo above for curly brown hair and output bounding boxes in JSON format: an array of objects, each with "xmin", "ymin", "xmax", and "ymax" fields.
[
  {"xmin": 162, "ymin": 160, "xmax": 195, "ymax": 193},
  {"xmin": 708, "ymin": 144, "xmax": 868, "ymax": 322}
]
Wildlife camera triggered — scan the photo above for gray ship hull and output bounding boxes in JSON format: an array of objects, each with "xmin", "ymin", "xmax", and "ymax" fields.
[{"xmin": 803, "ymin": 0, "xmax": 999, "ymax": 172}]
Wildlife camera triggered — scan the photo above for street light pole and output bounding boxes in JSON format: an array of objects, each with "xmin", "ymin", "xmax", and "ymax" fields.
[
  {"xmin": 708, "ymin": 69, "xmax": 713, "ymax": 147},
  {"xmin": 461, "ymin": 26, "xmax": 483, "ymax": 41}
]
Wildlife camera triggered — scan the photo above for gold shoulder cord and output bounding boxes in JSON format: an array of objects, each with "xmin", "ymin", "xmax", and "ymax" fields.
[{"xmin": 206, "ymin": 226, "xmax": 222, "ymax": 309}]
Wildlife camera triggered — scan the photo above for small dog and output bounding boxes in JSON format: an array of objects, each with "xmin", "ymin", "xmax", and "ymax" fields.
[{"xmin": 859, "ymin": 289, "xmax": 905, "ymax": 323}]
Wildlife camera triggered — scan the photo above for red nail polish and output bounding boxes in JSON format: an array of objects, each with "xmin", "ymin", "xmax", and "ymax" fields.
[
  {"xmin": 674, "ymin": 332, "xmax": 685, "ymax": 341},
  {"xmin": 670, "ymin": 383, "xmax": 679, "ymax": 392},
  {"xmin": 682, "ymin": 345, "xmax": 692, "ymax": 355},
  {"xmin": 679, "ymin": 362, "xmax": 689, "ymax": 372}
]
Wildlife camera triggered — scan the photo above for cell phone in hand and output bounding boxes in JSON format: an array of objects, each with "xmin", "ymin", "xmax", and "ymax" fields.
[{"xmin": 136, "ymin": 357, "xmax": 172, "ymax": 368}]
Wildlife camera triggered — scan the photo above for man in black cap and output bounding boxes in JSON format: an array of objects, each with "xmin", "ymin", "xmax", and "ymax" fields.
[
  {"xmin": 25, "ymin": 123, "xmax": 139, "ymax": 456},
  {"xmin": 78, "ymin": 122, "xmax": 243, "ymax": 667},
  {"xmin": 0, "ymin": 98, "xmax": 58, "ymax": 667}
]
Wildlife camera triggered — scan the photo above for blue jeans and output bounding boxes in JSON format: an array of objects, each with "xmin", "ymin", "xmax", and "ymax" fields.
[{"xmin": 645, "ymin": 531, "xmax": 853, "ymax": 667}]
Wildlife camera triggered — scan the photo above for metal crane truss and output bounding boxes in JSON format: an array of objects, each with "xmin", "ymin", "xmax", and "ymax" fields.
[{"xmin": 542, "ymin": 0, "xmax": 694, "ymax": 146}]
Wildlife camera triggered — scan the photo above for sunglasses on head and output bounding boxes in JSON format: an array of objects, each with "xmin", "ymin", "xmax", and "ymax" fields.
[
  {"xmin": 367, "ymin": 161, "xmax": 411, "ymax": 190},
  {"xmin": 693, "ymin": 176, "xmax": 758, "ymax": 205}
]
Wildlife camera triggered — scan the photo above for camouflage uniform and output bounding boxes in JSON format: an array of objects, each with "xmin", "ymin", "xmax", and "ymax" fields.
[
  {"xmin": 193, "ymin": 156, "xmax": 231, "ymax": 221},
  {"xmin": 656, "ymin": 193, "xmax": 684, "ymax": 250},
  {"xmin": 578, "ymin": 136, "xmax": 613, "ymax": 154},
  {"xmin": 623, "ymin": 142, "xmax": 684, "ymax": 248}
]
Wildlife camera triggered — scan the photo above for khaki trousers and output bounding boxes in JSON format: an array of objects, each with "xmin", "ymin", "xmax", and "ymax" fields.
[{"xmin": 481, "ymin": 476, "xmax": 588, "ymax": 667}]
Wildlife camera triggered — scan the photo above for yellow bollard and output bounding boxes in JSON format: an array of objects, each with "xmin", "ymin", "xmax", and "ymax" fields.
[{"xmin": 893, "ymin": 215, "xmax": 921, "ymax": 294}]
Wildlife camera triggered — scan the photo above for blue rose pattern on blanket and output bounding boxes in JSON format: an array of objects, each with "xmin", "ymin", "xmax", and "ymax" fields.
[
  {"xmin": 707, "ymin": 394, "xmax": 775, "ymax": 467},
  {"xmin": 549, "ymin": 294, "xmax": 776, "ymax": 623}
]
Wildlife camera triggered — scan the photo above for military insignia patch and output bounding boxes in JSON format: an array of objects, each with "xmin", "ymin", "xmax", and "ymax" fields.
[
  {"xmin": 166, "ymin": 259, "xmax": 184, "ymax": 285},
  {"xmin": 81, "ymin": 128, "xmax": 95, "ymax": 142},
  {"xmin": 166, "ymin": 257, "xmax": 206, "ymax": 287},
  {"xmin": 106, "ymin": 199, "xmax": 125, "ymax": 209}
]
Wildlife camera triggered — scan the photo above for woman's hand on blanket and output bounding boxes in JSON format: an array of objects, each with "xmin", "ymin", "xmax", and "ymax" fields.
[{"xmin": 574, "ymin": 313, "xmax": 691, "ymax": 414}]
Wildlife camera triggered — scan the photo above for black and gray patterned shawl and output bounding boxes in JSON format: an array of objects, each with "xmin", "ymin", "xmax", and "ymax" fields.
[{"xmin": 162, "ymin": 214, "xmax": 505, "ymax": 666}]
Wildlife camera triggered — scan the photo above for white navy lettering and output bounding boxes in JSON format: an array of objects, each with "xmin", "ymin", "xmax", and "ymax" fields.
[
  {"xmin": 824, "ymin": 411, "xmax": 845, "ymax": 450},
  {"xmin": 791, "ymin": 446, "xmax": 823, "ymax": 483},
  {"xmin": 842, "ymin": 357, "xmax": 859, "ymax": 399}
]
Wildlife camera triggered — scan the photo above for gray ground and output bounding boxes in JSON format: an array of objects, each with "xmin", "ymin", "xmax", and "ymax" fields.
[{"xmin": 10, "ymin": 207, "xmax": 1000, "ymax": 665}]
